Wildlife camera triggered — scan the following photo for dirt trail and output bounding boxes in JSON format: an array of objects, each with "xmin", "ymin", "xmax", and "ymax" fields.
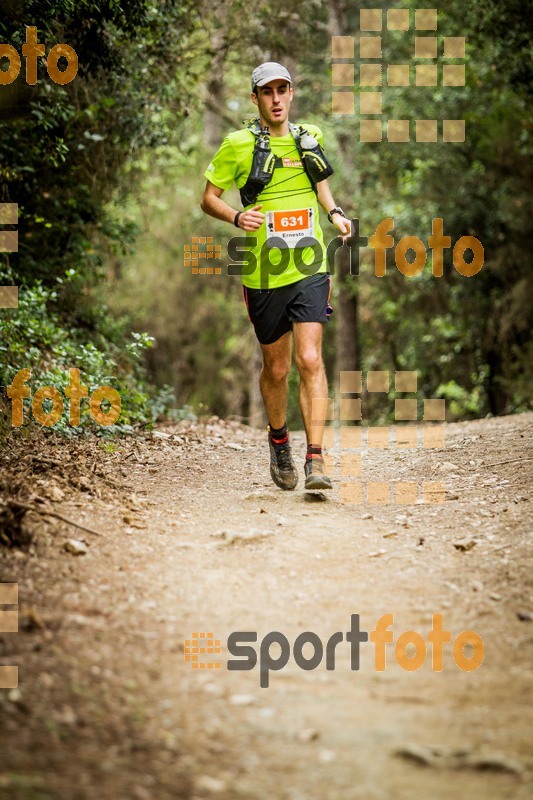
[{"xmin": 0, "ymin": 413, "xmax": 532, "ymax": 800}]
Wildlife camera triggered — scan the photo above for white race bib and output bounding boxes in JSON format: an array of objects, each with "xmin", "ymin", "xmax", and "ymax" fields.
[{"xmin": 265, "ymin": 207, "xmax": 315, "ymax": 248}]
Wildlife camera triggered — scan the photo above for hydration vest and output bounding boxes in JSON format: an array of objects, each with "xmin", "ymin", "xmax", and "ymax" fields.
[{"xmin": 239, "ymin": 119, "xmax": 334, "ymax": 208}]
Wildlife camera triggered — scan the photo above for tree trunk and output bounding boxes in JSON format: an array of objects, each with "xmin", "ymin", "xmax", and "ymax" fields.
[
  {"xmin": 334, "ymin": 252, "xmax": 359, "ymax": 373},
  {"xmin": 327, "ymin": 0, "xmax": 360, "ymax": 379},
  {"xmin": 203, "ymin": 27, "xmax": 229, "ymax": 149}
]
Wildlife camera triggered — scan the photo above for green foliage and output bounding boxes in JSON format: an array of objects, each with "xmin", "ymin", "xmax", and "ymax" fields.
[
  {"xmin": 319, "ymin": 0, "xmax": 533, "ymax": 417},
  {"xmin": 0, "ymin": 0, "xmax": 202, "ymax": 433},
  {"xmin": 100, "ymin": 0, "xmax": 531, "ymax": 424},
  {"xmin": 1, "ymin": 0, "xmax": 530, "ymax": 432},
  {"xmin": 0, "ymin": 273, "xmax": 162, "ymax": 434},
  {"xmin": 1, "ymin": 0, "xmax": 202, "ymax": 288},
  {"xmin": 104, "ymin": 145, "xmax": 254, "ymax": 419}
]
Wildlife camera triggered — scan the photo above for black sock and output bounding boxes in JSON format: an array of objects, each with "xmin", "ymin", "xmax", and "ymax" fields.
[
  {"xmin": 269, "ymin": 423, "xmax": 288, "ymax": 444},
  {"xmin": 306, "ymin": 444, "xmax": 322, "ymax": 460}
]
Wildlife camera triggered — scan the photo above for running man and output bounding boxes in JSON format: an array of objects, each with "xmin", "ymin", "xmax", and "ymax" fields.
[{"xmin": 201, "ymin": 62, "xmax": 350, "ymax": 490}]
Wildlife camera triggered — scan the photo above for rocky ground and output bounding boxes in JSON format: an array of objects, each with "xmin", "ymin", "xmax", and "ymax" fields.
[{"xmin": 0, "ymin": 412, "xmax": 532, "ymax": 799}]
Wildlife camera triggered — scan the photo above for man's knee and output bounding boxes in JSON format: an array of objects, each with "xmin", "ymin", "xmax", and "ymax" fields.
[
  {"xmin": 262, "ymin": 359, "xmax": 291, "ymax": 384},
  {"xmin": 295, "ymin": 347, "xmax": 322, "ymax": 375}
]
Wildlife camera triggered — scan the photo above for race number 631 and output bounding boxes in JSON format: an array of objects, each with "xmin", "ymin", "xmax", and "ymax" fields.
[{"xmin": 273, "ymin": 209, "xmax": 310, "ymax": 231}]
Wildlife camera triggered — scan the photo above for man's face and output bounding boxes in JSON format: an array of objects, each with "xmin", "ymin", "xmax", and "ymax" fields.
[{"xmin": 251, "ymin": 79, "xmax": 293, "ymax": 127}]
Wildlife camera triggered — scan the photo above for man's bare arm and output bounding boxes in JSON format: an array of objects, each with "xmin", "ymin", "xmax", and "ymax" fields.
[{"xmin": 200, "ymin": 181, "xmax": 265, "ymax": 231}]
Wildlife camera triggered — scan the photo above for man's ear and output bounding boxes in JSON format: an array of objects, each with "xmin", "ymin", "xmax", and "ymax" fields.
[{"xmin": 250, "ymin": 91, "xmax": 259, "ymax": 107}]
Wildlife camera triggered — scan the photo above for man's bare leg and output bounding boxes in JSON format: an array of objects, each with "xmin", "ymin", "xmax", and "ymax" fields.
[
  {"xmin": 293, "ymin": 322, "xmax": 328, "ymax": 445},
  {"xmin": 260, "ymin": 331, "xmax": 298, "ymax": 490},
  {"xmin": 293, "ymin": 321, "xmax": 331, "ymax": 489},
  {"xmin": 259, "ymin": 331, "xmax": 292, "ymax": 428}
]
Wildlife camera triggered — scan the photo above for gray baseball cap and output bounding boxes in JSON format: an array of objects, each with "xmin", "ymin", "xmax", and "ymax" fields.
[{"xmin": 251, "ymin": 62, "xmax": 292, "ymax": 91}]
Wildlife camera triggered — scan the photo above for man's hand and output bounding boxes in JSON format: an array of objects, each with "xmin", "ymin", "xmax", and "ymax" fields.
[
  {"xmin": 332, "ymin": 213, "xmax": 351, "ymax": 240},
  {"xmin": 237, "ymin": 204, "xmax": 265, "ymax": 231}
]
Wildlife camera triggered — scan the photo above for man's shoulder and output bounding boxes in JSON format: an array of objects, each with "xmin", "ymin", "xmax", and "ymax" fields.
[{"xmin": 224, "ymin": 128, "xmax": 256, "ymax": 146}]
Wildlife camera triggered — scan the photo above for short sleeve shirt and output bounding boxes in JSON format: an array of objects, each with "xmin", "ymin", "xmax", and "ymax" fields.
[{"xmin": 204, "ymin": 123, "xmax": 328, "ymax": 289}]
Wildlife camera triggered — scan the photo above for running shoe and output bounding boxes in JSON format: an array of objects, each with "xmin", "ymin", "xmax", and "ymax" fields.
[
  {"xmin": 304, "ymin": 455, "xmax": 332, "ymax": 490},
  {"xmin": 268, "ymin": 429, "xmax": 298, "ymax": 490}
]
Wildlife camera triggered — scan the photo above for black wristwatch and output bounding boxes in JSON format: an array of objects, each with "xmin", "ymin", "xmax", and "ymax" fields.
[{"xmin": 327, "ymin": 206, "xmax": 346, "ymax": 223}]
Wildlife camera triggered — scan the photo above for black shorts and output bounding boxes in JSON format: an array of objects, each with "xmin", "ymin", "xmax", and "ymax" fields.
[{"xmin": 243, "ymin": 273, "xmax": 332, "ymax": 345}]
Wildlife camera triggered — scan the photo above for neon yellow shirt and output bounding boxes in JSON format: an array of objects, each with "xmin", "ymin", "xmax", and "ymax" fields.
[{"xmin": 204, "ymin": 123, "xmax": 327, "ymax": 289}]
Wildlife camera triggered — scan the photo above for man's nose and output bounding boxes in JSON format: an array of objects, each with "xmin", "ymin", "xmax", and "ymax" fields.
[{"xmin": 272, "ymin": 91, "xmax": 281, "ymax": 103}]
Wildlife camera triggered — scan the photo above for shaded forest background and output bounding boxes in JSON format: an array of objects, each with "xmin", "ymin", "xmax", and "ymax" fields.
[{"xmin": 0, "ymin": 0, "xmax": 531, "ymax": 433}]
